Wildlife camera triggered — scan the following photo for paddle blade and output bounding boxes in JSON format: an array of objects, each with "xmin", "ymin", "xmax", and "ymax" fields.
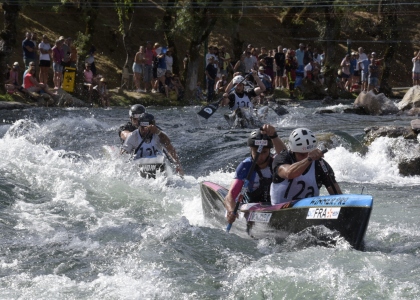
[{"xmin": 197, "ymin": 101, "xmax": 220, "ymax": 119}]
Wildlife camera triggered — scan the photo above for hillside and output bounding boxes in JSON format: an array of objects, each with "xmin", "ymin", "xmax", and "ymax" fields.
[{"xmin": 1, "ymin": 2, "xmax": 419, "ymax": 93}]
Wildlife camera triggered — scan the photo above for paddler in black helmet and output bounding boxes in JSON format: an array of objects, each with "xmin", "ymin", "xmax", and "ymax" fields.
[
  {"xmin": 118, "ymin": 104, "xmax": 146, "ymax": 142},
  {"xmin": 121, "ymin": 112, "xmax": 184, "ymax": 176},
  {"xmin": 225, "ymin": 124, "xmax": 286, "ymax": 224}
]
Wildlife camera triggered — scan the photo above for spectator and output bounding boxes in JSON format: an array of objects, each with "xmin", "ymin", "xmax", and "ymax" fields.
[
  {"xmin": 368, "ymin": 56, "xmax": 381, "ymax": 92},
  {"xmin": 172, "ymin": 74, "xmax": 184, "ymax": 101},
  {"xmin": 295, "ymin": 43, "xmax": 306, "ymax": 72},
  {"xmin": 244, "ymin": 51, "xmax": 254, "ymax": 73},
  {"xmin": 358, "ymin": 47, "xmax": 369, "ymax": 92},
  {"xmin": 257, "ymin": 66, "xmax": 272, "ymax": 93},
  {"xmin": 69, "ymin": 38, "xmax": 78, "ymax": 68},
  {"xmin": 83, "ymin": 63, "xmax": 94, "ymax": 102},
  {"xmin": 163, "ymin": 70, "xmax": 180, "ymax": 99},
  {"xmin": 205, "ymin": 56, "xmax": 217, "ymax": 102},
  {"xmin": 133, "ymin": 45, "xmax": 145, "ymax": 92},
  {"xmin": 52, "ymin": 39, "xmax": 64, "ymax": 89},
  {"xmin": 340, "ymin": 54, "xmax": 351, "ymax": 90},
  {"xmin": 165, "ymin": 48, "xmax": 174, "ymax": 73},
  {"xmin": 38, "ymin": 35, "xmax": 51, "ymax": 85},
  {"xmin": 274, "ymin": 45, "xmax": 286, "ymax": 89},
  {"xmin": 195, "ymin": 81, "xmax": 206, "ymax": 102},
  {"xmin": 22, "ymin": 32, "xmax": 36, "ymax": 69},
  {"xmin": 285, "ymin": 50, "xmax": 298, "ymax": 99},
  {"xmin": 234, "ymin": 54, "xmax": 246, "ymax": 75},
  {"xmin": 94, "ymin": 77, "xmax": 109, "ymax": 107},
  {"xmin": 5, "ymin": 62, "xmax": 28, "ymax": 96},
  {"xmin": 215, "ymin": 74, "xmax": 228, "ymax": 95},
  {"xmin": 85, "ymin": 46, "xmax": 97, "ymax": 76},
  {"xmin": 61, "ymin": 36, "xmax": 71, "ymax": 71},
  {"xmin": 219, "ymin": 46, "xmax": 231, "ymax": 78},
  {"xmin": 413, "ymin": 51, "xmax": 420, "ymax": 86},
  {"xmin": 23, "ymin": 64, "xmax": 55, "ymax": 97},
  {"xmin": 143, "ymin": 41, "xmax": 154, "ymax": 92},
  {"xmin": 153, "ymin": 44, "xmax": 167, "ymax": 93}
]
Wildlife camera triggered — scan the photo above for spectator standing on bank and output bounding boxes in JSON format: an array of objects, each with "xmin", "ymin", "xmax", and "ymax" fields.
[
  {"xmin": 205, "ymin": 56, "xmax": 217, "ymax": 102},
  {"xmin": 412, "ymin": 51, "xmax": 420, "ymax": 86},
  {"xmin": 274, "ymin": 45, "xmax": 285, "ymax": 89},
  {"xmin": 22, "ymin": 32, "xmax": 36, "ymax": 69},
  {"xmin": 52, "ymin": 39, "xmax": 64, "ymax": 89},
  {"xmin": 38, "ymin": 35, "xmax": 51, "ymax": 85},
  {"xmin": 133, "ymin": 46, "xmax": 145, "ymax": 92}
]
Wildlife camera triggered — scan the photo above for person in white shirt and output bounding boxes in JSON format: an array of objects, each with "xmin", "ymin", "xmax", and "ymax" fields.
[
  {"xmin": 38, "ymin": 35, "xmax": 51, "ymax": 84},
  {"xmin": 412, "ymin": 51, "xmax": 420, "ymax": 86}
]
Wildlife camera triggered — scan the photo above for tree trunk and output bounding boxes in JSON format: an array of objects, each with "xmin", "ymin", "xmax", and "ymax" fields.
[
  {"xmin": 321, "ymin": 3, "xmax": 341, "ymax": 98},
  {"xmin": 378, "ymin": 0, "xmax": 399, "ymax": 97},
  {"xmin": 162, "ymin": 0, "xmax": 179, "ymax": 75},
  {"xmin": 228, "ymin": 0, "xmax": 245, "ymax": 63},
  {"xmin": 122, "ymin": 8, "xmax": 137, "ymax": 69},
  {"xmin": 0, "ymin": 1, "xmax": 20, "ymax": 95}
]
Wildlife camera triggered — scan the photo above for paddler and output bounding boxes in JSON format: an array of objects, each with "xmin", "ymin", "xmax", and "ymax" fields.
[
  {"xmin": 118, "ymin": 104, "xmax": 146, "ymax": 142},
  {"xmin": 121, "ymin": 112, "xmax": 184, "ymax": 176},
  {"xmin": 270, "ymin": 128, "xmax": 342, "ymax": 205},
  {"xmin": 225, "ymin": 125, "xmax": 286, "ymax": 224}
]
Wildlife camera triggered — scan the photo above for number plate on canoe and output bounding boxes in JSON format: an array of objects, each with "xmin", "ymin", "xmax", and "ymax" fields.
[
  {"xmin": 306, "ymin": 207, "xmax": 341, "ymax": 219},
  {"xmin": 247, "ymin": 212, "xmax": 272, "ymax": 223}
]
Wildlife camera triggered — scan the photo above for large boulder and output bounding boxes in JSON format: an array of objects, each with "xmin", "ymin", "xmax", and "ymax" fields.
[
  {"xmin": 364, "ymin": 125, "xmax": 418, "ymax": 144},
  {"xmin": 354, "ymin": 90, "xmax": 399, "ymax": 115},
  {"xmin": 55, "ymin": 89, "xmax": 88, "ymax": 107},
  {"xmin": 399, "ymin": 157, "xmax": 420, "ymax": 176},
  {"xmin": 397, "ymin": 86, "xmax": 420, "ymax": 111}
]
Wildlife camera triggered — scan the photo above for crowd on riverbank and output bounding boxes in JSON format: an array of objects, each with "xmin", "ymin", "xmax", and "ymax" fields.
[{"xmin": 4, "ymin": 32, "xmax": 420, "ymax": 105}]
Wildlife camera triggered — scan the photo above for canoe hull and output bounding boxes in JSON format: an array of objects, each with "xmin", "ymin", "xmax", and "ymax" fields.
[{"xmin": 200, "ymin": 181, "xmax": 373, "ymax": 250}]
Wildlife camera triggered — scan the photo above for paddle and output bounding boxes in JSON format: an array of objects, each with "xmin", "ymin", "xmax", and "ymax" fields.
[
  {"xmin": 197, "ymin": 73, "xmax": 251, "ymax": 119},
  {"xmin": 319, "ymin": 149, "xmax": 339, "ymax": 194},
  {"xmin": 226, "ymin": 138, "xmax": 267, "ymax": 232}
]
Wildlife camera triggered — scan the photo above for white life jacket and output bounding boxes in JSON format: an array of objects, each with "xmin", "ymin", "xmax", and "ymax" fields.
[
  {"xmin": 230, "ymin": 91, "xmax": 254, "ymax": 110},
  {"xmin": 270, "ymin": 161, "xmax": 320, "ymax": 205}
]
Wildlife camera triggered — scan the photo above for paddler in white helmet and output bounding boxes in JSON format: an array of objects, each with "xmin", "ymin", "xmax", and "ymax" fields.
[
  {"xmin": 220, "ymin": 69, "xmax": 265, "ymax": 110},
  {"xmin": 270, "ymin": 128, "xmax": 342, "ymax": 205},
  {"xmin": 121, "ymin": 112, "xmax": 184, "ymax": 176}
]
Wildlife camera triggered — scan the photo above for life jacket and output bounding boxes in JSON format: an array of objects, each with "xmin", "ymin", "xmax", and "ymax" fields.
[{"xmin": 245, "ymin": 157, "xmax": 273, "ymax": 203}]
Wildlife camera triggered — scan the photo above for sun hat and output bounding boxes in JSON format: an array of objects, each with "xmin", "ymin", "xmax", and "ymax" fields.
[{"xmin": 13, "ymin": 62, "xmax": 19, "ymax": 66}]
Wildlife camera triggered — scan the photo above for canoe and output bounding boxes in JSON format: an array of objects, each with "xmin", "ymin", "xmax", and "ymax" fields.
[{"xmin": 200, "ymin": 181, "xmax": 373, "ymax": 250}]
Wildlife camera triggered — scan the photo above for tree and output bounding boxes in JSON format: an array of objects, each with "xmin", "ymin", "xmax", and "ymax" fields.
[
  {"xmin": 172, "ymin": 0, "xmax": 223, "ymax": 100},
  {"xmin": 378, "ymin": 0, "xmax": 400, "ymax": 97},
  {"xmin": 0, "ymin": 1, "xmax": 20, "ymax": 94},
  {"xmin": 115, "ymin": 0, "xmax": 138, "ymax": 70}
]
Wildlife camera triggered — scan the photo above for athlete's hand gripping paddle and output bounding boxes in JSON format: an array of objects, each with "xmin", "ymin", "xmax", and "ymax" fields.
[
  {"xmin": 197, "ymin": 73, "xmax": 252, "ymax": 119},
  {"xmin": 226, "ymin": 138, "xmax": 266, "ymax": 233}
]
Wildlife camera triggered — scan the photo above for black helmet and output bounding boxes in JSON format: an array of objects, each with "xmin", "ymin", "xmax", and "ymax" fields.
[
  {"xmin": 247, "ymin": 129, "xmax": 273, "ymax": 148},
  {"xmin": 138, "ymin": 113, "xmax": 155, "ymax": 126},
  {"xmin": 129, "ymin": 104, "xmax": 146, "ymax": 118}
]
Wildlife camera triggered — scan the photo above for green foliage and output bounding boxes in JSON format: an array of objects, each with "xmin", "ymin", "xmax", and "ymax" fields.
[
  {"xmin": 0, "ymin": 93, "xmax": 15, "ymax": 102},
  {"xmin": 73, "ymin": 31, "xmax": 91, "ymax": 57},
  {"xmin": 115, "ymin": 0, "xmax": 135, "ymax": 34}
]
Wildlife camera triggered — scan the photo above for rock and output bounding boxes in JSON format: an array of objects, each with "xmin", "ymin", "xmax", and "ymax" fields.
[
  {"xmin": 399, "ymin": 157, "xmax": 420, "ymax": 176},
  {"xmin": 354, "ymin": 90, "xmax": 399, "ymax": 115},
  {"xmin": 411, "ymin": 119, "xmax": 420, "ymax": 133},
  {"xmin": 364, "ymin": 125, "xmax": 418, "ymax": 144},
  {"xmin": 267, "ymin": 101, "xmax": 289, "ymax": 116},
  {"xmin": 55, "ymin": 89, "xmax": 88, "ymax": 107},
  {"xmin": 397, "ymin": 86, "xmax": 420, "ymax": 111},
  {"xmin": 0, "ymin": 101, "xmax": 31, "ymax": 110},
  {"xmin": 343, "ymin": 106, "xmax": 369, "ymax": 115},
  {"xmin": 321, "ymin": 96, "xmax": 335, "ymax": 105},
  {"xmin": 299, "ymin": 79, "xmax": 327, "ymax": 100},
  {"xmin": 315, "ymin": 109, "xmax": 335, "ymax": 114}
]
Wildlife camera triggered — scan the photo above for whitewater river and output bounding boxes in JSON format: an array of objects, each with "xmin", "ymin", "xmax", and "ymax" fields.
[{"xmin": 0, "ymin": 101, "xmax": 419, "ymax": 299}]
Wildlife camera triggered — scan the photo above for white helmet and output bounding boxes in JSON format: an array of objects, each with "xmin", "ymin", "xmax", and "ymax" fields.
[
  {"xmin": 289, "ymin": 128, "xmax": 317, "ymax": 153},
  {"xmin": 232, "ymin": 75, "xmax": 245, "ymax": 85}
]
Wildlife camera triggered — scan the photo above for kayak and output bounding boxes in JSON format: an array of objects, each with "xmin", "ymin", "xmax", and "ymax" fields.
[{"xmin": 200, "ymin": 181, "xmax": 373, "ymax": 250}]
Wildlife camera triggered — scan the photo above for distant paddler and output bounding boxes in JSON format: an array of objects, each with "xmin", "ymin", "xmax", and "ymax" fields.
[{"xmin": 121, "ymin": 112, "xmax": 184, "ymax": 176}]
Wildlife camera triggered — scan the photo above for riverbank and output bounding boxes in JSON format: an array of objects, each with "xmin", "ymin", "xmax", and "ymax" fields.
[{"xmin": 0, "ymin": 86, "xmax": 409, "ymax": 110}]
